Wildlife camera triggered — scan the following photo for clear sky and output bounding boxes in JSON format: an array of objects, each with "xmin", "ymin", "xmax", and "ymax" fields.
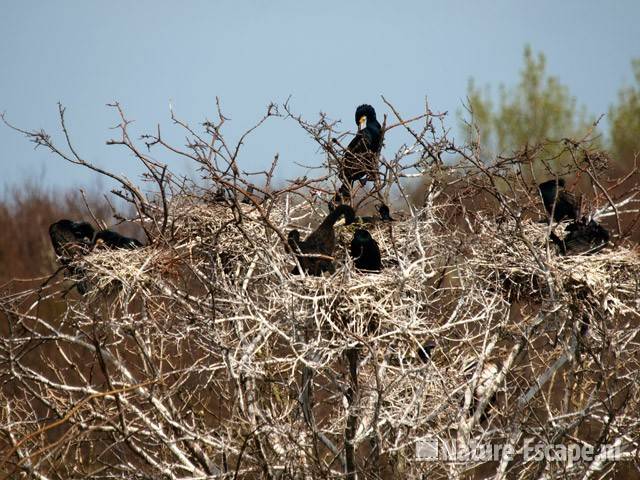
[{"xmin": 1, "ymin": 0, "xmax": 639, "ymax": 195}]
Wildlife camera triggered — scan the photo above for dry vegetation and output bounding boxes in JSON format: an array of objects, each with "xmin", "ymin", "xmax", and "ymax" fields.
[{"xmin": 1, "ymin": 100, "xmax": 640, "ymax": 479}]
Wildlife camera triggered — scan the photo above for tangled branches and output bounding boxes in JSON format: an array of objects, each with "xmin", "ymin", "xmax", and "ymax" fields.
[{"xmin": 1, "ymin": 100, "xmax": 640, "ymax": 479}]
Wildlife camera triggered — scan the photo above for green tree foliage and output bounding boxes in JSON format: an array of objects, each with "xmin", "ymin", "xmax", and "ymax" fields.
[
  {"xmin": 609, "ymin": 59, "xmax": 640, "ymax": 165},
  {"xmin": 461, "ymin": 46, "xmax": 593, "ymax": 172}
]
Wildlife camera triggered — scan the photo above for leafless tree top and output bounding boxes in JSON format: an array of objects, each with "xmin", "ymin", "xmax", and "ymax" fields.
[{"xmin": 1, "ymin": 99, "xmax": 640, "ymax": 479}]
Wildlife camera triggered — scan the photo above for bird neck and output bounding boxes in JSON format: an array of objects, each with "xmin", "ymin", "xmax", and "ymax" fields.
[{"xmin": 322, "ymin": 205, "xmax": 354, "ymax": 227}]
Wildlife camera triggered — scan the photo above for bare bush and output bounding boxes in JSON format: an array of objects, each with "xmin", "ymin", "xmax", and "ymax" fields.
[{"xmin": 1, "ymin": 100, "xmax": 640, "ymax": 479}]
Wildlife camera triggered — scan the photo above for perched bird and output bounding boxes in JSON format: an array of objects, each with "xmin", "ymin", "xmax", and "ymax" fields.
[
  {"xmin": 337, "ymin": 104, "xmax": 383, "ymax": 200},
  {"xmin": 550, "ymin": 218, "xmax": 610, "ymax": 255},
  {"xmin": 93, "ymin": 229, "xmax": 143, "ymax": 250},
  {"xmin": 377, "ymin": 203, "xmax": 394, "ymax": 221},
  {"xmin": 287, "ymin": 205, "xmax": 356, "ymax": 275},
  {"xmin": 48, "ymin": 220, "xmax": 96, "ymax": 294},
  {"xmin": 351, "ymin": 203, "xmax": 395, "ymax": 224},
  {"xmin": 241, "ymin": 185, "xmax": 264, "ymax": 205},
  {"xmin": 211, "ymin": 187, "xmax": 229, "ymax": 203},
  {"xmin": 538, "ymin": 178, "xmax": 579, "ymax": 222},
  {"xmin": 417, "ymin": 340, "xmax": 436, "ymax": 363},
  {"xmin": 350, "ymin": 229, "xmax": 382, "ymax": 272},
  {"xmin": 49, "ymin": 220, "xmax": 143, "ymax": 294},
  {"xmin": 49, "ymin": 220, "xmax": 96, "ymax": 260}
]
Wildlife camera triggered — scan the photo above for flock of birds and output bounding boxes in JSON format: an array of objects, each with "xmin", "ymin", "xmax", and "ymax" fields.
[
  {"xmin": 47, "ymin": 104, "xmax": 611, "ymax": 292},
  {"xmin": 286, "ymin": 203, "xmax": 392, "ymax": 276},
  {"xmin": 44, "ymin": 105, "xmax": 615, "ymax": 424}
]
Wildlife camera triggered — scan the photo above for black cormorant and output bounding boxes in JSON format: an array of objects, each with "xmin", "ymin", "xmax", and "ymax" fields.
[
  {"xmin": 49, "ymin": 221, "xmax": 143, "ymax": 293},
  {"xmin": 287, "ymin": 204, "xmax": 356, "ymax": 275},
  {"xmin": 337, "ymin": 105, "xmax": 382, "ymax": 200},
  {"xmin": 211, "ymin": 188, "xmax": 229, "ymax": 203},
  {"xmin": 538, "ymin": 178, "xmax": 579, "ymax": 222},
  {"xmin": 550, "ymin": 218, "xmax": 610, "ymax": 255},
  {"xmin": 48, "ymin": 220, "xmax": 96, "ymax": 294},
  {"xmin": 350, "ymin": 229, "xmax": 382, "ymax": 272},
  {"xmin": 241, "ymin": 185, "xmax": 263, "ymax": 205},
  {"xmin": 49, "ymin": 220, "xmax": 96, "ymax": 260},
  {"xmin": 349, "ymin": 203, "xmax": 395, "ymax": 224},
  {"xmin": 377, "ymin": 204, "xmax": 394, "ymax": 221},
  {"xmin": 93, "ymin": 229, "xmax": 143, "ymax": 249}
]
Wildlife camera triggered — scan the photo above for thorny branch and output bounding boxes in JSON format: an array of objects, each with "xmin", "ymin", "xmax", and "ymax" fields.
[{"xmin": 1, "ymin": 98, "xmax": 640, "ymax": 479}]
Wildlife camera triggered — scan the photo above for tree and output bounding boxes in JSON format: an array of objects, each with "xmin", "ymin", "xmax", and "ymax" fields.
[
  {"xmin": 609, "ymin": 59, "xmax": 640, "ymax": 166},
  {"xmin": 2, "ymin": 99, "xmax": 639, "ymax": 479},
  {"xmin": 461, "ymin": 46, "xmax": 595, "ymax": 176}
]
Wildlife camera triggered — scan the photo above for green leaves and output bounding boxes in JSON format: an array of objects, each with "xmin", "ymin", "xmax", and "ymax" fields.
[
  {"xmin": 461, "ymin": 46, "xmax": 640, "ymax": 177},
  {"xmin": 460, "ymin": 46, "xmax": 594, "ymax": 173},
  {"xmin": 609, "ymin": 59, "xmax": 640, "ymax": 165}
]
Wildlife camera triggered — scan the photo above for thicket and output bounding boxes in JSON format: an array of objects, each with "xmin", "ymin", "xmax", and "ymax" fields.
[{"xmin": 1, "ymin": 48, "xmax": 640, "ymax": 479}]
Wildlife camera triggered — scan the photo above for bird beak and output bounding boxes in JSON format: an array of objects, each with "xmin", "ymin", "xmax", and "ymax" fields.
[{"xmin": 358, "ymin": 116, "xmax": 367, "ymax": 130}]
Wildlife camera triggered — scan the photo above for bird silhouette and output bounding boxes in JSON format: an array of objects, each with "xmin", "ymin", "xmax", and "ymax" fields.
[
  {"xmin": 550, "ymin": 218, "xmax": 610, "ymax": 255},
  {"xmin": 538, "ymin": 178, "xmax": 579, "ymax": 222},
  {"xmin": 93, "ymin": 229, "xmax": 143, "ymax": 250},
  {"xmin": 49, "ymin": 220, "xmax": 96, "ymax": 261},
  {"xmin": 287, "ymin": 204, "xmax": 356, "ymax": 275},
  {"xmin": 377, "ymin": 204, "xmax": 394, "ymax": 221},
  {"xmin": 336, "ymin": 104, "xmax": 382, "ymax": 201},
  {"xmin": 351, "ymin": 203, "xmax": 395, "ymax": 224},
  {"xmin": 350, "ymin": 229, "xmax": 382, "ymax": 272},
  {"xmin": 49, "ymin": 220, "xmax": 143, "ymax": 294},
  {"xmin": 48, "ymin": 220, "xmax": 96, "ymax": 294}
]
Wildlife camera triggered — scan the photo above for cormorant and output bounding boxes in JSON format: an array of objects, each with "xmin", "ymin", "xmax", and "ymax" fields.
[
  {"xmin": 549, "ymin": 218, "xmax": 610, "ymax": 255},
  {"xmin": 211, "ymin": 188, "xmax": 229, "ymax": 203},
  {"xmin": 241, "ymin": 185, "xmax": 263, "ymax": 205},
  {"xmin": 48, "ymin": 220, "xmax": 143, "ymax": 294},
  {"xmin": 49, "ymin": 220, "xmax": 96, "ymax": 260},
  {"xmin": 48, "ymin": 220, "xmax": 96, "ymax": 294},
  {"xmin": 337, "ymin": 105, "xmax": 382, "ymax": 200},
  {"xmin": 350, "ymin": 229, "xmax": 382, "ymax": 272},
  {"xmin": 538, "ymin": 178, "xmax": 579, "ymax": 222},
  {"xmin": 349, "ymin": 203, "xmax": 395, "ymax": 224},
  {"xmin": 287, "ymin": 204, "xmax": 356, "ymax": 275},
  {"xmin": 377, "ymin": 203, "xmax": 394, "ymax": 221},
  {"xmin": 93, "ymin": 229, "xmax": 143, "ymax": 249}
]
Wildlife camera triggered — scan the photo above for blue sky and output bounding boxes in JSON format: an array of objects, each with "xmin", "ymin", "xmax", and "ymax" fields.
[{"xmin": 1, "ymin": 0, "xmax": 639, "ymax": 194}]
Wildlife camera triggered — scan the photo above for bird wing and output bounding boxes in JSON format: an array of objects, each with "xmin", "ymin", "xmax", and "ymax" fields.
[
  {"xmin": 563, "ymin": 221, "xmax": 609, "ymax": 254},
  {"xmin": 340, "ymin": 135, "xmax": 368, "ymax": 181},
  {"xmin": 301, "ymin": 231, "xmax": 335, "ymax": 257},
  {"xmin": 94, "ymin": 230, "xmax": 143, "ymax": 249},
  {"xmin": 346, "ymin": 132, "xmax": 368, "ymax": 154}
]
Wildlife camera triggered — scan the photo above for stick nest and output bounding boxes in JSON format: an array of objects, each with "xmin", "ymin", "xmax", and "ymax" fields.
[{"xmin": 62, "ymin": 195, "xmax": 640, "ymax": 476}]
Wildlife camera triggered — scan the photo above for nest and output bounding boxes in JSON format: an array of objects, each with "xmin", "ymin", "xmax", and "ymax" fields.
[
  {"xmin": 38, "ymin": 196, "xmax": 640, "ymax": 477},
  {"xmin": 7, "ymin": 98, "xmax": 640, "ymax": 478}
]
